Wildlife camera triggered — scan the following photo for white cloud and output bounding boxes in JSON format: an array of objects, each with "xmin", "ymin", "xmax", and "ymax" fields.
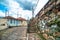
[
  {"xmin": 8, "ymin": 0, "xmax": 20, "ymax": 9},
  {"xmin": 27, "ymin": 0, "xmax": 38, "ymax": 4},
  {"xmin": 34, "ymin": 0, "xmax": 49, "ymax": 16},
  {"xmin": 9, "ymin": 7, "xmax": 32, "ymax": 19},
  {"xmin": 6, "ymin": 0, "xmax": 48, "ymax": 19},
  {"xmin": 0, "ymin": 10, "xmax": 5, "ymax": 17},
  {"xmin": 0, "ymin": 0, "xmax": 49, "ymax": 19},
  {"xmin": 4, "ymin": 0, "xmax": 32, "ymax": 19},
  {"xmin": 20, "ymin": 10, "xmax": 32, "ymax": 19}
]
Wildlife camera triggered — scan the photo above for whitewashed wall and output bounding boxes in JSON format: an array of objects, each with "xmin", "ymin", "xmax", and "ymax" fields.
[{"xmin": 0, "ymin": 19, "xmax": 8, "ymax": 30}]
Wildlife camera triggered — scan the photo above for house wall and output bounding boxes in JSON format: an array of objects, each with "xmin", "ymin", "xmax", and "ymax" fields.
[
  {"xmin": 0, "ymin": 19, "xmax": 8, "ymax": 30},
  {"xmin": 20, "ymin": 21, "xmax": 27, "ymax": 27},
  {"xmin": 7, "ymin": 19, "xmax": 20, "ymax": 27}
]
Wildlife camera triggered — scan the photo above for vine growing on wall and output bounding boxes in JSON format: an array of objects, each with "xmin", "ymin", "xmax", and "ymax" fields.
[{"xmin": 47, "ymin": 17, "xmax": 60, "ymax": 32}]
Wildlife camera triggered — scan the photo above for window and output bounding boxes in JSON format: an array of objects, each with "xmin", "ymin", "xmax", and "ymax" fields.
[
  {"xmin": 0, "ymin": 24, "xmax": 5, "ymax": 26},
  {"xmin": 14, "ymin": 19, "xmax": 15, "ymax": 24},
  {"xmin": 10, "ymin": 19, "xmax": 12, "ymax": 24}
]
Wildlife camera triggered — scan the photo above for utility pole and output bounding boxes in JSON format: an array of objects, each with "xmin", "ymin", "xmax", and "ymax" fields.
[
  {"xmin": 17, "ymin": 13, "xmax": 19, "ymax": 18},
  {"xmin": 32, "ymin": 0, "xmax": 39, "ymax": 18},
  {"xmin": 20, "ymin": 14, "xmax": 22, "ymax": 17},
  {"xmin": 5, "ymin": 11, "xmax": 9, "ymax": 17},
  {"xmin": 5, "ymin": 10, "xmax": 9, "ymax": 16},
  {"xmin": 8, "ymin": 10, "xmax": 9, "ymax": 16},
  {"xmin": 32, "ymin": 6, "xmax": 34, "ymax": 18},
  {"xmin": 5, "ymin": 11, "xmax": 6, "ymax": 17},
  {"xmin": 17, "ymin": 13, "xmax": 22, "ymax": 18}
]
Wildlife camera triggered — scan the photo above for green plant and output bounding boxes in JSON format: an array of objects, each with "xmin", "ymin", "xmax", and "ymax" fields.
[{"xmin": 37, "ymin": 33, "xmax": 46, "ymax": 40}]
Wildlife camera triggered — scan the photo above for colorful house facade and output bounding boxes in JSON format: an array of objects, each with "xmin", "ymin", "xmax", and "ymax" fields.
[
  {"xmin": 4, "ymin": 16, "xmax": 21, "ymax": 27},
  {"xmin": 0, "ymin": 16, "xmax": 21, "ymax": 30},
  {"xmin": 0, "ymin": 16, "xmax": 27, "ymax": 30},
  {"xmin": 17, "ymin": 17, "xmax": 27, "ymax": 27}
]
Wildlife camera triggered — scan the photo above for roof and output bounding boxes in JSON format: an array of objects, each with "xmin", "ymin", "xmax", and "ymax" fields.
[
  {"xmin": 17, "ymin": 17, "xmax": 26, "ymax": 21},
  {"xmin": 2, "ymin": 16, "xmax": 26, "ymax": 21},
  {"xmin": 4, "ymin": 16, "xmax": 17, "ymax": 20}
]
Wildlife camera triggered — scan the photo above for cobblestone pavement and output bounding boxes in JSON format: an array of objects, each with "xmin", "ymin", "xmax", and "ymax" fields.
[
  {"xmin": 0, "ymin": 27, "xmax": 41, "ymax": 40},
  {"xmin": 1, "ymin": 27, "xmax": 27, "ymax": 40},
  {"xmin": 27, "ymin": 33, "xmax": 41, "ymax": 40}
]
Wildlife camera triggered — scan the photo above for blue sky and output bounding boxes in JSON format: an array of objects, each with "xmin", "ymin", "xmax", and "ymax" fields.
[{"xmin": 0, "ymin": 0, "xmax": 48, "ymax": 19}]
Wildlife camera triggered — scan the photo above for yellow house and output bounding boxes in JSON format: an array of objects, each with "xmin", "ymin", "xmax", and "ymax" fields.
[
  {"xmin": 21, "ymin": 20, "xmax": 27, "ymax": 27},
  {"xmin": 17, "ymin": 17, "xmax": 27, "ymax": 27}
]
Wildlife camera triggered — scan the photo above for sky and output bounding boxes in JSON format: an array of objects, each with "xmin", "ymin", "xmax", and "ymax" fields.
[{"xmin": 0, "ymin": 0, "xmax": 48, "ymax": 19}]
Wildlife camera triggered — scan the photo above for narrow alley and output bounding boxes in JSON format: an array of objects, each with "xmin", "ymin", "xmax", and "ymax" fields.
[
  {"xmin": 0, "ymin": 27, "xmax": 27, "ymax": 40},
  {"xmin": 0, "ymin": 0, "xmax": 60, "ymax": 40}
]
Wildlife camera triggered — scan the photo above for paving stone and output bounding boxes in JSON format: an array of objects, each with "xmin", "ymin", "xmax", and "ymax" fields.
[{"xmin": 1, "ymin": 27, "xmax": 27, "ymax": 40}]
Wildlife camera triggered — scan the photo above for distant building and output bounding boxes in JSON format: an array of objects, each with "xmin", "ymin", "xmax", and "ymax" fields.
[
  {"xmin": 17, "ymin": 17, "xmax": 28, "ymax": 27},
  {"xmin": 4, "ymin": 16, "xmax": 20, "ymax": 27},
  {"xmin": 0, "ymin": 16, "xmax": 20, "ymax": 30},
  {"xmin": 0, "ymin": 16, "xmax": 27, "ymax": 30}
]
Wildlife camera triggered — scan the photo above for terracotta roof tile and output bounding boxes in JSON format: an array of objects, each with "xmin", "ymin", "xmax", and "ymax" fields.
[
  {"xmin": 4, "ymin": 16, "xmax": 16, "ymax": 20},
  {"xmin": 17, "ymin": 17, "xmax": 26, "ymax": 21}
]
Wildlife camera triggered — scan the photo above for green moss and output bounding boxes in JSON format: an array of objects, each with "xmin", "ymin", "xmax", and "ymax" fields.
[{"xmin": 37, "ymin": 33, "xmax": 46, "ymax": 40}]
